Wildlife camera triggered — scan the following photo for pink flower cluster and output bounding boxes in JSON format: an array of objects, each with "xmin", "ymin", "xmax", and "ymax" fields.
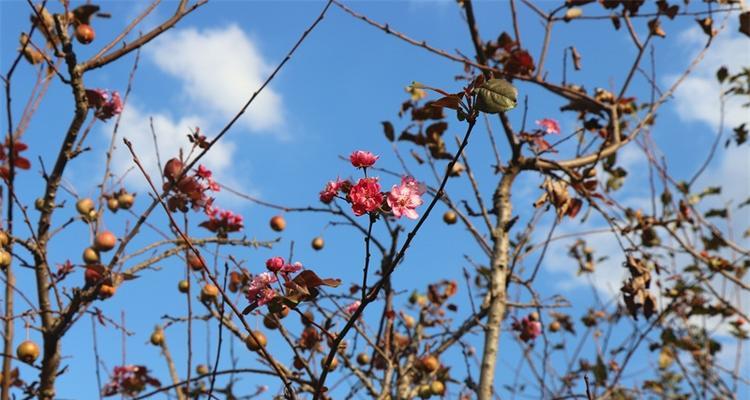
[
  {"xmin": 319, "ymin": 178, "xmax": 350, "ymax": 204},
  {"xmin": 265, "ymin": 256, "xmax": 302, "ymax": 275},
  {"xmin": 349, "ymin": 177, "xmax": 383, "ymax": 216},
  {"xmin": 102, "ymin": 365, "xmax": 160, "ymax": 397},
  {"xmin": 535, "ymin": 118, "xmax": 560, "ymax": 135},
  {"xmin": 319, "ymin": 150, "xmax": 425, "ymax": 219},
  {"xmin": 246, "ymin": 272, "xmax": 278, "ymax": 308},
  {"xmin": 200, "ymin": 205, "xmax": 243, "ymax": 237},
  {"xmin": 85, "ymin": 88, "xmax": 123, "ymax": 121},
  {"xmin": 196, "ymin": 165, "xmax": 220, "ymax": 192},
  {"xmin": 512, "ymin": 314, "xmax": 542, "ymax": 342},
  {"xmin": 164, "ymin": 159, "xmax": 220, "ymax": 214}
]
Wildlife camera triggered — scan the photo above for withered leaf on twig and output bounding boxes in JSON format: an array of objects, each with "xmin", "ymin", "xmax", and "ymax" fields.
[
  {"xmin": 571, "ymin": 46, "xmax": 582, "ymax": 71},
  {"xmin": 382, "ymin": 121, "xmax": 395, "ymax": 142},
  {"xmin": 740, "ymin": 11, "xmax": 750, "ymax": 38},
  {"xmin": 648, "ymin": 18, "xmax": 666, "ymax": 38}
]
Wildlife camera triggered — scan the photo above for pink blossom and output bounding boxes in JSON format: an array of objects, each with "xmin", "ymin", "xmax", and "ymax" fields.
[
  {"xmin": 85, "ymin": 89, "xmax": 123, "ymax": 121},
  {"xmin": 256, "ymin": 287, "xmax": 277, "ymax": 306},
  {"xmin": 512, "ymin": 315, "xmax": 542, "ymax": 342},
  {"xmin": 387, "ymin": 176, "xmax": 424, "ymax": 220},
  {"xmin": 246, "ymin": 272, "xmax": 278, "ymax": 307},
  {"xmin": 280, "ymin": 261, "xmax": 302, "ymax": 274},
  {"xmin": 349, "ymin": 150, "xmax": 379, "ymax": 168},
  {"xmin": 348, "ymin": 177, "xmax": 383, "ymax": 216},
  {"xmin": 319, "ymin": 178, "xmax": 349, "ymax": 204},
  {"xmin": 345, "ymin": 300, "xmax": 361, "ymax": 314},
  {"xmin": 536, "ymin": 118, "xmax": 560, "ymax": 135},
  {"xmin": 265, "ymin": 257, "xmax": 285, "ymax": 272},
  {"xmin": 196, "ymin": 165, "xmax": 212, "ymax": 179},
  {"xmin": 199, "ymin": 206, "xmax": 243, "ymax": 236}
]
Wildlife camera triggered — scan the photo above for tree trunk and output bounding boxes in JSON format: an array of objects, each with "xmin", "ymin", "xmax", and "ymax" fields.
[
  {"xmin": 38, "ymin": 335, "xmax": 61, "ymax": 400},
  {"xmin": 477, "ymin": 170, "xmax": 517, "ymax": 400},
  {"xmin": 1, "ymin": 264, "xmax": 14, "ymax": 400}
]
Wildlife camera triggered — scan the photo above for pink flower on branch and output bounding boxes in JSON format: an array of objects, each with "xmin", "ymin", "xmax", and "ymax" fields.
[
  {"xmin": 319, "ymin": 178, "xmax": 350, "ymax": 204},
  {"xmin": 199, "ymin": 206, "xmax": 243, "ymax": 237},
  {"xmin": 349, "ymin": 150, "xmax": 379, "ymax": 168},
  {"xmin": 345, "ymin": 300, "xmax": 361, "ymax": 314},
  {"xmin": 246, "ymin": 272, "xmax": 278, "ymax": 308},
  {"xmin": 348, "ymin": 177, "xmax": 383, "ymax": 216},
  {"xmin": 281, "ymin": 261, "xmax": 302, "ymax": 274},
  {"xmin": 265, "ymin": 256, "xmax": 285, "ymax": 273},
  {"xmin": 387, "ymin": 176, "xmax": 425, "ymax": 220},
  {"xmin": 85, "ymin": 88, "xmax": 123, "ymax": 121},
  {"xmin": 535, "ymin": 118, "xmax": 560, "ymax": 135},
  {"xmin": 512, "ymin": 314, "xmax": 542, "ymax": 342}
]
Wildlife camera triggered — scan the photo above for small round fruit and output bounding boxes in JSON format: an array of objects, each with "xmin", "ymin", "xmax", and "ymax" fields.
[
  {"xmin": 263, "ymin": 314, "xmax": 279, "ymax": 330},
  {"xmin": 187, "ymin": 254, "xmax": 204, "ymax": 271},
  {"xmin": 87, "ymin": 209, "xmax": 98, "ymax": 221},
  {"xmin": 83, "ymin": 247, "xmax": 100, "ymax": 264},
  {"xmin": 75, "ymin": 24, "xmax": 95, "ymax": 44},
  {"xmin": 300, "ymin": 310, "xmax": 314, "ymax": 326},
  {"xmin": 275, "ymin": 305, "xmax": 290, "ymax": 319},
  {"xmin": 107, "ymin": 198, "xmax": 119, "ymax": 212},
  {"xmin": 419, "ymin": 355, "xmax": 440, "ymax": 372},
  {"xmin": 529, "ymin": 312, "xmax": 540, "ymax": 321},
  {"xmin": 200, "ymin": 284, "xmax": 219, "ymax": 302},
  {"xmin": 196, "ymin": 364, "xmax": 209, "ymax": 375},
  {"xmin": 178, "ymin": 280, "xmax": 190, "ymax": 293},
  {"xmin": 403, "ymin": 314, "xmax": 416, "ymax": 329},
  {"xmin": 418, "ymin": 384, "xmax": 432, "ymax": 399},
  {"xmin": 269, "ymin": 215, "xmax": 286, "ymax": 232},
  {"xmin": 549, "ymin": 321, "xmax": 561, "ymax": 332},
  {"xmin": 0, "ymin": 250, "xmax": 11, "ymax": 268},
  {"xmin": 311, "ymin": 237, "xmax": 324, "ymax": 251},
  {"xmin": 293, "ymin": 357, "xmax": 305, "ymax": 369},
  {"xmin": 35, "ymin": 197, "xmax": 45, "ymax": 211},
  {"xmin": 356, "ymin": 352, "xmax": 370, "ymax": 366},
  {"xmin": 430, "ymin": 381, "xmax": 445, "ymax": 396},
  {"xmin": 94, "ymin": 231, "xmax": 117, "ymax": 252},
  {"xmin": 0, "ymin": 231, "xmax": 9, "ymax": 247},
  {"xmin": 443, "ymin": 211, "xmax": 457, "ymax": 225},
  {"xmin": 321, "ymin": 356, "xmax": 338, "ymax": 371},
  {"xmin": 118, "ymin": 192, "xmax": 135, "ymax": 210},
  {"xmin": 16, "ymin": 340, "xmax": 40, "ymax": 364},
  {"xmin": 163, "ymin": 158, "xmax": 184, "ymax": 181},
  {"xmin": 373, "ymin": 355, "xmax": 387, "ymax": 370},
  {"xmin": 98, "ymin": 284, "xmax": 116, "ymax": 298},
  {"xmin": 84, "ymin": 266, "xmax": 102, "ymax": 285},
  {"xmin": 76, "ymin": 198, "xmax": 94, "ymax": 215},
  {"xmin": 150, "ymin": 330, "xmax": 164, "ymax": 346},
  {"xmin": 244, "ymin": 330, "xmax": 267, "ymax": 351}
]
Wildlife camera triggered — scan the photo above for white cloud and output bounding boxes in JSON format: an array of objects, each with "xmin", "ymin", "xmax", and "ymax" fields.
[
  {"xmin": 147, "ymin": 25, "xmax": 284, "ymax": 133},
  {"xmin": 111, "ymin": 102, "xmax": 236, "ymax": 191},
  {"xmin": 671, "ymin": 27, "xmax": 750, "ymax": 129},
  {"xmin": 669, "ymin": 26, "xmax": 750, "ymax": 245}
]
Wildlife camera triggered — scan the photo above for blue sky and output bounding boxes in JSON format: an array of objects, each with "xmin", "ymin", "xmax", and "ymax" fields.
[{"xmin": 1, "ymin": 1, "xmax": 749, "ymax": 398}]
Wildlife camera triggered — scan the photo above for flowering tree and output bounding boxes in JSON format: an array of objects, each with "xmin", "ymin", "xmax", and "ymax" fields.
[{"xmin": 1, "ymin": 1, "xmax": 749, "ymax": 400}]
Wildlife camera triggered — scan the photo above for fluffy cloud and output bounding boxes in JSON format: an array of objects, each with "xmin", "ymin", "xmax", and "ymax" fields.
[
  {"xmin": 147, "ymin": 25, "xmax": 284, "ymax": 133},
  {"xmin": 110, "ymin": 102, "xmax": 236, "ymax": 191},
  {"xmin": 671, "ymin": 27, "xmax": 750, "ymax": 129}
]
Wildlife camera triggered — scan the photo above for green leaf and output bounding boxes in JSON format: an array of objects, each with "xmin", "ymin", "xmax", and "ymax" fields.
[{"xmin": 474, "ymin": 79, "xmax": 518, "ymax": 114}]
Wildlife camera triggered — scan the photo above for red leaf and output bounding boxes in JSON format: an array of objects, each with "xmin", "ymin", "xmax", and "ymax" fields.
[{"xmin": 13, "ymin": 157, "xmax": 30, "ymax": 170}]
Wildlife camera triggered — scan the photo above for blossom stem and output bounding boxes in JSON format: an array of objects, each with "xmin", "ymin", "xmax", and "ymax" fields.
[{"xmin": 361, "ymin": 217, "xmax": 375, "ymax": 301}]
